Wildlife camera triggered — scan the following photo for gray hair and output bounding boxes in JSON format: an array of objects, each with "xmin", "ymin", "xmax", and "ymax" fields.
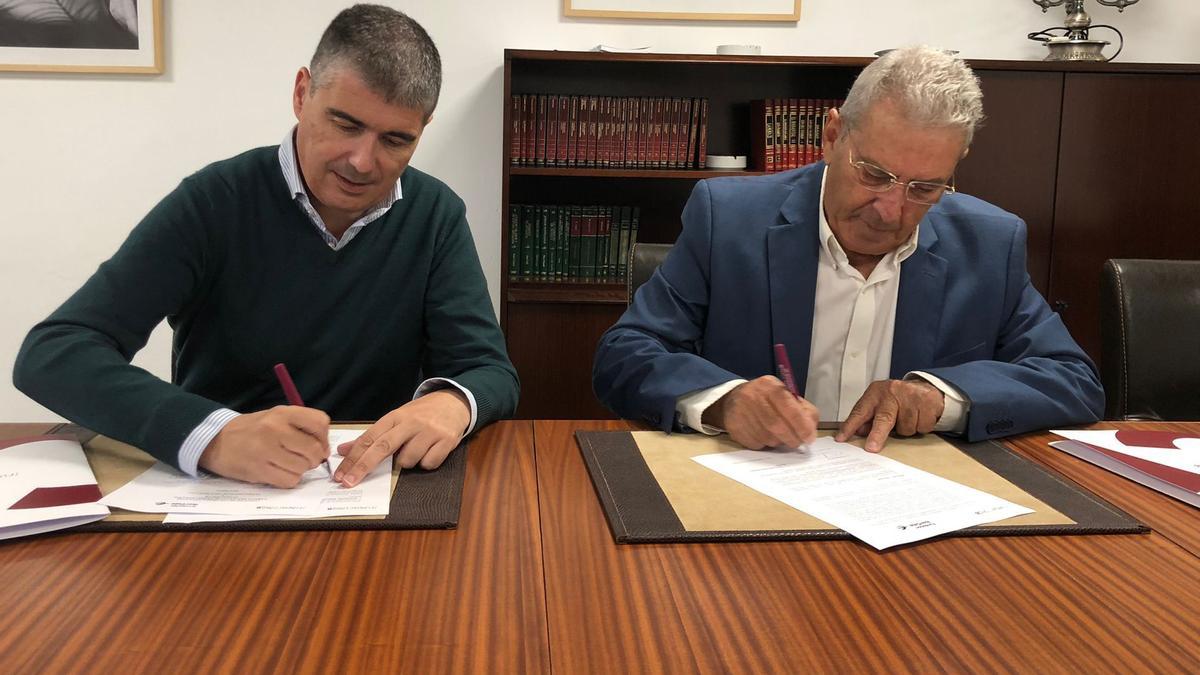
[
  {"xmin": 840, "ymin": 46, "xmax": 984, "ymax": 149},
  {"xmin": 309, "ymin": 4, "xmax": 442, "ymax": 118}
]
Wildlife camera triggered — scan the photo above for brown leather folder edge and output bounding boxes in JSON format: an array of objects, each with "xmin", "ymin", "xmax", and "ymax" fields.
[
  {"xmin": 575, "ymin": 430, "xmax": 1148, "ymax": 545},
  {"xmin": 52, "ymin": 424, "xmax": 465, "ymax": 533}
]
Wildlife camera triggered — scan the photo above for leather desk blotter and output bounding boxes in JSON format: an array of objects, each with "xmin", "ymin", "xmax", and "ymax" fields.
[
  {"xmin": 50, "ymin": 424, "xmax": 464, "ymax": 533},
  {"xmin": 577, "ymin": 430, "xmax": 1146, "ymax": 544}
]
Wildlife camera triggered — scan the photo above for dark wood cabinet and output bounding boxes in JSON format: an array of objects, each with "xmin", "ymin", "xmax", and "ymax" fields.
[{"xmin": 501, "ymin": 50, "xmax": 1200, "ymax": 419}]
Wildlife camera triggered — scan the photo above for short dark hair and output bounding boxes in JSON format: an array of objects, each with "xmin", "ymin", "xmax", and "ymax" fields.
[{"xmin": 309, "ymin": 4, "xmax": 442, "ymax": 117}]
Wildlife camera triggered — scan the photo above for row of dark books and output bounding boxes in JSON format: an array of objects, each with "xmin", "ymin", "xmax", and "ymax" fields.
[
  {"xmin": 509, "ymin": 94, "xmax": 709, "ymax": 170},
  {"xmin": 749, "ymin": 98, "xmax": 844, "ymax": 172},
  {"xmin": 508, "ymin": 204, "xmax": 640, "ymax": 282}
]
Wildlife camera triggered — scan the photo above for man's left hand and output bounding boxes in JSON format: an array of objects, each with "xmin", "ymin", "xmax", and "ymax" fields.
[
  {"xmin": 334, "ymin": 389, "xmax": 471, "ymax": 486},
  {"xmin": 836, "ymin": 379, "xmax": 945, "ymax": 453}
]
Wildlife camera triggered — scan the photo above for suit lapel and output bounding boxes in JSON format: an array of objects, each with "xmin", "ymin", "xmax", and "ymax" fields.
[
  {"xmin": 891, "ymin": 221, "xmax": 947, "ymax": 378},
  {"xmin": 768, "ymin": 165, "xmax": 823, "ymax": 391}
]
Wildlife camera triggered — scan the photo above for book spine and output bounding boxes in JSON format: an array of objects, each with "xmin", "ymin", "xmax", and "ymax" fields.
[
  {"xmin": 653, "ymin": 97, "xmax": 665, "ymax": 169},
  {"xmin": 588, "ymin": 96, "xmax": 600, "ymax": 168},
  {"xmin": 580, "ymin": 205, "xmax": 597, "ymax": 280},
  {"xmin": 668, "ymin": 97, "xmax": 681, "ymax": 170},
  {"xmin": 696, "ymin": 98, "xmax": 709, "ymax": 169},
  {"xmin": 772, "ymin": 99, "xmax": 783, "ymax": 170},
  {"xmin": 522, "ymin": 95, "xmax": 534, "ymax": 166},
  {"xmin": 629, "ymin": 207, "xmax": 640, "ymax": 257},
  {"xmin": 686, "ymin": 97, "xmax": 700, "ymax": 169},
  {"xmin": 814, "ymin": 100, "xmax": 825, "ymax": 162},
  {"xmin": 534, "ymin": 95, "xmax": 547, "ymax": 167},
  {"xmin": 546, "ymin": 205, "xmax": 559, "ymax": 281},
  {"xmin": 606, "ymin": 205, "xmax": 623, "ymax": 279},
  {"xmin": 568, "ymin": 205, "xmax": 582, "ymax": 279},
  {"xmin": 508, "ymin": 203, "xmax": 521, "ymax": 279},
  {"xmin": 592, "ymin": 205, "xmax": 604, "ymax": 278},
  {"xmin": 555, "ymin": 95, "xmax": 569, "ymax": 168},
  {"xmin": 681, "ymin": 98, "xmax": 692, "ymax": 169},
  {"xmin": 638, "ymin": 98, "xmax": 651, "ymax": 169},
  {"xmin": 804, "ymin": 99, "xmax": 815, "ymax": 165},
  {"xmin": 537, "ymin": 205, "xmax": 549, "ymax": 280},
  {"xmin": 616, "ymin": 206, "xmax": 632, "ymax": 281},
  {"xmin": 557, "ymin": 205, "xmax": 569, "ymax": 279},
  {"xmin": 617, "ymin": 98, "xmax": 629, "ymax": 169},
  {"xmin": 788, "ymin": 98, "xmax": 799, "ymax": 170},
  {"xmin": 576, "ymin": 97, "xmax": 588, "ymax": 169},
  {"xmin": 604, "ymin": 95, "xmax": 614, "ymax": 166},
  {"xmin": 509, "ymin": 95, "xmax": 521, "ymax": 166},
  {"xmin": 546, "ymin": 95, "xmax": 559, "ymax": 167},
  {"xmin": 521, "ymin": 204, "xmax": 535, "ymax": 279},
  {"xmin": 599, "ymin": 96, "xmax": 608, "ymax": 168}
]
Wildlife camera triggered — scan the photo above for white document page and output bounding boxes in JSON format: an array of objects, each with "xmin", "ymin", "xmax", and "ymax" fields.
[
  {"xmin": 102, "ymin": 429, "xmax": 391, "ymax": 519},
  {"xmin": 1051, "ymin": 429, "xmax": 1200, "ymax": 473},
  {"xmin": 692, "ymin": 436, "xmax": 1031, "ymax": 550},
  {"xmin": 0, "ymin": 437, "xmax": 110, "ymax": 540}
]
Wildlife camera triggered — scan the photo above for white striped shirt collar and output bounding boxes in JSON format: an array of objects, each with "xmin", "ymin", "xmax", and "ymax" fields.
[{"xmin": 277, "ymin": 127, "xmax": 403, "ymax": 250}]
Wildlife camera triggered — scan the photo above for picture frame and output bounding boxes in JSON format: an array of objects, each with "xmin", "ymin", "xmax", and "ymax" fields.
[
  {"xmin": 564, "ymin": 0, "xmax": 800, "ymax": 22},
  {"xmin": 0, "ymin": 0, "xmax": 163, "ymax": 74}
]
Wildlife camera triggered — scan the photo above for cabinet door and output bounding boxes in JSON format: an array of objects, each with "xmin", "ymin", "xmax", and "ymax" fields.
[
  {"xmin": 507, "ymin": 303, "xmax": 624, "ymax": 419},
  {"xmin": 957, "ymin": 70, "xmax": 1063, "ymax": 295},
  {"xmin": 1051, "ymin": 73, "xmax": 1200, "ymax": 362}
]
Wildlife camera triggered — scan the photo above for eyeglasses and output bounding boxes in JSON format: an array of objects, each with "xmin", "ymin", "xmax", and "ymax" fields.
[{"xmin": 847, "ymin": 147, "xmax": 956, "ymax": 206}]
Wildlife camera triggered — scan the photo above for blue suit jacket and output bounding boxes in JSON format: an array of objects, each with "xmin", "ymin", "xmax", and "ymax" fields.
[{"xmin": 593, "ymin": 162, "xmax": 1103, "ymax": 441}]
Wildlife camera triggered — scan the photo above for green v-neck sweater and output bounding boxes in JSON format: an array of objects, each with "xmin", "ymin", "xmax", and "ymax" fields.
[{"xmin": 15, "ymin": 146, "xmax": 519, "ymax": 469}]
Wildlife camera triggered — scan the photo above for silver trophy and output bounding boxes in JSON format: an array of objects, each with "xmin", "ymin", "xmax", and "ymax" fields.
[{"xmin": 1029, "ymin": 0, "xmax": 1140, "ymax": 62}]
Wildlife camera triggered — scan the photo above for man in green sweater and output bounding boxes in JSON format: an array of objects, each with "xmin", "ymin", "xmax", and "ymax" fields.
[{"xmin": 13, "ymin": 5, "xmax": 518, "ymax": 488}]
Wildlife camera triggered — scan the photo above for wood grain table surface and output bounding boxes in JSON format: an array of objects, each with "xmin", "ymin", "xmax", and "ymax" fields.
[
  {"xmin": 536, "ymin": 419, "xmax": 1200, "ymax": 675},
  {"xmin": 3, "ymin": 419, "xmax": 1199, "ymax": 674},
  {"xmin": 0, "ymin": 421, "xmax": 548, "ymax": 675}
]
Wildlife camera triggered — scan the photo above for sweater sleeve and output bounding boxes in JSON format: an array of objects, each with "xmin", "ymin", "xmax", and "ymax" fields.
[
  {"xmin": 420, "ymin": 196, "xmax": 519, "ymax": 431},
  {"xmin": 13, "ymin": 177, "xmax": 226, "ymax": 469}
]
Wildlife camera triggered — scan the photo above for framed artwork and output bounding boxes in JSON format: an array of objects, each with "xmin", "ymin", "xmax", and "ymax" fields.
[
  {"xmin": 0, "ymin": 0, "xmax": 163, "ymax": 73},
  {"xmin": 564, "ymin": 0, "xmax": 800, "ymax": 22}
]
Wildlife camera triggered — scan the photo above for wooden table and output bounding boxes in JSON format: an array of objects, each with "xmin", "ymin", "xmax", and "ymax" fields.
[
  {"xmin": 537, "ymin": 420, "xmax": 1200, "ymax": 674},
  {"xmin": 0, "ymin": 422, "xmax": 548, "ymax": 674},
  {"xmin": 3, "ymin": 420, "xmax": 1199, "ymax": 673}
]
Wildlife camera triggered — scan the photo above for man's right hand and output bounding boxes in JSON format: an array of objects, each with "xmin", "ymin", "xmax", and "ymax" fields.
[
  {"xmin": 198, "ymin": 406, "xmax": 330, "ymax": 487},
  {"xmin": 702, "ymin": 376, "xmax": 819, "ymax": 449}
]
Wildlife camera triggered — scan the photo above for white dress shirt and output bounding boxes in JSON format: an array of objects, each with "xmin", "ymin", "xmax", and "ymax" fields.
[{"xmin": 677, "ymin": 166, "xmax": 967, "ymax": 435}]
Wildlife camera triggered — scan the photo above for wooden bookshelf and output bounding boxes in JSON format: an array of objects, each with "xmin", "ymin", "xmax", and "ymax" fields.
[{"xmin": 500, "ymin": 49, "xmax": 1200, "ymax": 419}]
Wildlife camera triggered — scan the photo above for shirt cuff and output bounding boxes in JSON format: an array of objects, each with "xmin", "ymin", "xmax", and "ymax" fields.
[
  {"xmin": 179, "ymin": 408, "xmax": 241, "ymax": 477},
  {"xmin": 416, "ymin": 377, "xmax": 478, "ymax": 437},
  {"xmin": 906, "ymin": 371, "xmax": 969, "ymax": 434},
  {"xmin": 675, "ymin": 379, "xmax": 748, "ymax": 434}
]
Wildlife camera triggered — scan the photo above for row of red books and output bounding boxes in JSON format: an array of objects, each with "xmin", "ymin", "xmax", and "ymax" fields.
[
  {"xmin": 749, "ymin": 98, "xmax": 844, "ymax": 173},
  {"xmin": 510, "ymin": 94, "xmax": 709, "ymax": 170}
]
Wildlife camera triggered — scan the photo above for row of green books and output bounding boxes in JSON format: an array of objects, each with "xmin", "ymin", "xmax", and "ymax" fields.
[{"xmin": 508, "ymin": 204, "xmax": 640, "ymax": 282}]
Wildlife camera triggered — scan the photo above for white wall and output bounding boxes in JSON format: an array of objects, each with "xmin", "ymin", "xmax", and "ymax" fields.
[{"xmin": 2, "ymin": 0, "xmax": 1196, "ymax": 421}]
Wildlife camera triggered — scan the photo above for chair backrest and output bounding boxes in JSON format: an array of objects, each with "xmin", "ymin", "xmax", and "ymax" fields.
[
  {"xmin": 626, "ymin": 243, "xmax": 673, "ymax": 305},
  {"xmin": 1100, "ymin": 258, "xmax": 1200, "ymax": 420}
]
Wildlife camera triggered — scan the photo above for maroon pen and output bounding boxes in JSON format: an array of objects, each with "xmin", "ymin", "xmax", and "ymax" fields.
[
  {"xmin": 273, "ymin": 363, "xmax": 333, "ymax": 478},
  {"xmin": 773, "ymin": 343, "xmax": 801, "ymax": 397}
]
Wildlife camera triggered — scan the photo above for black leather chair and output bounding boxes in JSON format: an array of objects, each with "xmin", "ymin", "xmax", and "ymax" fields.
[
  {"xmin": 1100, "ymin": 258, "xmax": 1200, "ymax": 420},
  {"xmin": 626, "ymin": 243, "xmax": 673, "ymax": 304}
]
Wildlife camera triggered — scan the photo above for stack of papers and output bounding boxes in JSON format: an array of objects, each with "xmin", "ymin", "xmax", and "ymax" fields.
[
  {"xmin": 0, "ymin": 435, "xmax": 110, "ymax": 540},
  {"xmin": 101, "ymin": 429, "xmax": 393, "ymax": 523},
  {"xmin": 1050, "ymin": 429, "xmax": 1200, "ymax": 508},
  {"xmin": 693, "ymin": 436, "xmax": 1031, "ymax": 549}
]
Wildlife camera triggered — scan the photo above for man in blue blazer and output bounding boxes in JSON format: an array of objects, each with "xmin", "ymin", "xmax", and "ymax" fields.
[{"xmin": 593, "ymin": 46, "xmax": 1102, "ymax": 452}]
